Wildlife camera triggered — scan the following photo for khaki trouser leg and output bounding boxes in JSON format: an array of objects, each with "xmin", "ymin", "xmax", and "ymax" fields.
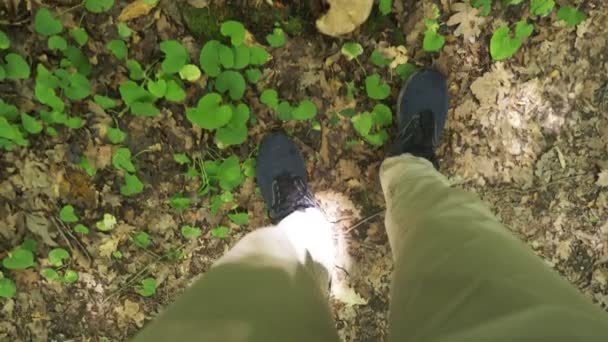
[
  {"xmin": 380, "ymin": 154, "xmax": 608, "ymax": 342},
  {"xmin": 132, "ymin": 208, "xmax": 339, "ymax": 342}
]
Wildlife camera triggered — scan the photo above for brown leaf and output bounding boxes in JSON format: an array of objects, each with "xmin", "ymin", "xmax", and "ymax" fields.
[
  {"xmin": 316, "ymin": 0, "xmax": 373, "ymax": 37},
  {"xmin": 597, "ymin": 169, "xmax": 608, "ymax": 187},
  {"xmin": 118, "ymin": 0, "xmax": 157, "ymax": 22},
  {"xmin": 446, "ymin": 2, "xmax": 485, "ymax": 43}
]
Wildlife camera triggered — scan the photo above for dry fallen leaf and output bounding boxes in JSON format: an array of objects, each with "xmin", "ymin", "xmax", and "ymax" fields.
[
  {"xmin": 316, "ymin": 0, "xmax": 373, "ymax": 37},
  {"xmin": 446, "ymin": 2, "xmax": 485, "ymax": 43},
  {"xmin": 332, "ymin": 282, "xmax": 368, "ymax": 306},
  {"xmin": 118, "ymin": 0, "xmax": 158, "ymax": 22},
  {"xmin": 597, "ymin": 169, "xmax": 608, "ymax": 187}
]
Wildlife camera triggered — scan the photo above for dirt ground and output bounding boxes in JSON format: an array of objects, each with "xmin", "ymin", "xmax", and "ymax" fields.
[{"xmin": 1, "ymin": 0, "xmax": 608, "ymax": 341}]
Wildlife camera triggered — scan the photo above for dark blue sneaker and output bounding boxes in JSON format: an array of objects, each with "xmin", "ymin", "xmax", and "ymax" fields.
[
  {"xmin": 391, "ymin": 68, "xmax": 449, "ymax": 164},
  {"xmin": 256, "ymin": 133, "xmax": 317, "ymax": 224}
]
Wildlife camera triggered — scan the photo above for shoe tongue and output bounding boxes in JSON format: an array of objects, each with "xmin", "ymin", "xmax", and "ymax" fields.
[{"xmin": 270, "ymin": 174, "xmax": 316, "ymax": 223}]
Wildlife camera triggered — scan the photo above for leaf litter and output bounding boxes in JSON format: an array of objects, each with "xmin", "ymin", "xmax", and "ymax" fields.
[{"xmin": 1, "ymin": 1, "xmax": 608, "ymax": 341}]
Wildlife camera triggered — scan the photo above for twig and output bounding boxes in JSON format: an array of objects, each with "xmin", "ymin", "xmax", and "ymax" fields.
[{"xmin": 345, "ymin": 209, "xmax": 385, "ymax": 234}]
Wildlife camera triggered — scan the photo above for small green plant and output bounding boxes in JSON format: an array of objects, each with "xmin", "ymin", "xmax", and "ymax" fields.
[
  {"xmin": 266, "ymin": 28, "xmax": 286, "ymax": 48},
  {"xmin": 79, "ymin": 156, "xmax": 97, "ymax": 177},
  {"xmin": 341, "ymin": 42, "xmax": 364, "ymax": 61},
  {"xmin": 471, "ymin": 0, "xmax": 492, "ymax": 16},
  {"xmin": 107, "ymin": 40, "xmax": 128, "ymax": 59},
  {"xmin": 121, "ymin": 173, "xmax": 144, "ymax": 196},
  {"xmin": 0, "ymin": 276, "xmax": 16, "ymax": 299},
  {"xmin": 490, "ymin": 21, "xmax": 533, "ymax": 61},
  {"xmin": 112, "ymin": 148, "xmax": 136, "ymax": 173},
  {"xmin": 365, "ymin": 74, "xmax": 390, "ymax": 100},
  {"xmin": 107, "ymin": 126, "xmax": 127, "ymax": 144},
  {"xmin": 351, "ymin": 104, "xmax": 393, "ymax": 146},
  {"xmin": 173, "ymin": 153, "xmax": 191, "ymax": 165},
  {"xmin": 48, "ymin": 248, "xmax": 70, "ymax": 267},
  {"xmin": 59, "ymin": 205, "xmax": 79, "ymax": 223},
  {"xmin": 220, "ymin": 21, "xmax": 246, "ymax": 46},
  {"xmin": 530, "ymin": 0, "xmax": 555, "ymax": 17},
  {"xmin": 423, "ymin": 5, "xmax": 445, "ymax": 52},
  {"xmin": 96, "ymin": 213, "xmax": 117, "ymax": 232},
  {"xmin": 379, "ymin": 0, "xmax": 392, "ymax": 15},
  {"xmin": 160, "ymin": 40, "xmax": 189, "ymax": 74},
  {"xmin": 228, "ymin": 212, "xmax": 249, "ymax": 225},
  {"xmin": 169, "ymin": 194, "xmax": 191, "ymax": 210},
  {"xmin": 181, "ymin": 225, "xmax": 202, "ymax": 239},
  {"xmin": 370, "ymin": 49, "xmax": 392, "ymax": 67},
  {"xmin": 2, "ymin": 247, "xmax": 35, "ymax": 270},
  {"xmin": 557, "ymin": 5, "xmax": 586, "ymax": 27},
  {"xmin": 133, "ymin": 232, "xmax": 152, "ymax": 248},
  {"xmin": 117, "ymin": 23, "xmax": 132, "ymax": 39},
  {"xmin": 179, "ymin": 64, "xmax": 202, "ymax": 82},
  {"xmin": 85, "ymin": 0, "xmax": 114, "ymax": 13},
  {"xmin": 210, "ymin": 226, "xmax": 230, "ymax": 238},
  {"xmin": 70, "ymin": 28, "xmax": 89, "ymax": 46},
  {"xmin": 260, "ymin": 89, "xmax": 279, "ymax": 110},
  {"xmin": 34, "ymin": 8, "xmax": 63, "ymax": 37},
  {"xmin": 136, "ymin": 277, "xmax": 157, "ymax": 297},
  {"xmin": 74, "ymin": 224, "xmax": 90, "ymax": 235}
]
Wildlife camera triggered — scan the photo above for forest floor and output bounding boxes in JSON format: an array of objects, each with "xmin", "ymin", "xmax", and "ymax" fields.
[{"xmin": 1, "ymin": 0, "xmax": 608, "ymax": 341}]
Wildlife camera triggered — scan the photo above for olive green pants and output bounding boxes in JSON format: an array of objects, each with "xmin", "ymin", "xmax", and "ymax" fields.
[{"xmin": 134, "ymin": 155, "xmax": 608, "ymax": 342}]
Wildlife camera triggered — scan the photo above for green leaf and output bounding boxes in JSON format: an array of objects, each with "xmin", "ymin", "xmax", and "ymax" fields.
[
  {"xmin": 372, "ymin": 104, "xmax": 393, "ymax": 127},
  {"xmin": 0, "ymin": 30, "xmax": 10, "ymax": 50},
  {"xmin": 490, "ymin": 21, "xmax": 533, "ymax": 61},
  {"xmin": 48, "ymin": 248, "xmax": 69, "ymax": 267},
  {"xmin": 173, "ymin": 153, "xmax": 191, "ymax": 165},
  {"xmin": 277, "ymin": 101, "xmax": 294, "ymax": 121},
  {"xmin": 292, "ymin": 100, "xmax": 317, "ymax": 120},
  {"xmin": 471, "ymin": 0, "xmax": 492, "ymax": 16},
  {"xmin": 379, "ymin": 0, "xmax": 392, "ymax": 15},
  {"xmin": 220, "ymin": 20, "xmax": 246, "ymax": 46},
  {"xmin": 216, "ymin": 103, "xmax": 250, "ymax": 147},
  {"xmin": 341, "ymin": 42, "xmax": 363, "ymax": 61},
  {"xmin": 199, "ymin": 40, "xmax": 222, "ymax": 77},
  {"xmin": 112, "ymin": 147, "xmax": 136, "ymax": 173},
  {"xmin": 0, "ymin": 278, "xmax": 16, "ymax": 298},
  {"xmin": 120, "ymin": 173, "xmax": 144, "ymax": 196},
  {"xmin": 530, "ymin": 0, "xmax": 554, "ymax": 16},
  {"xmin": 249, "ymin": 46, "xmax": 269, "ymax": 65},
  {"xmin": 5, "ymin": 53, "xmax": 30, "ymax": 80},
  {"xmin": 74, "ymin": 223, "xmax": 90, "ymax": 234},
  {"xmin": 85, "ymin": 0, "xmax": 114, "ymax": 13},
  {"xmin": 94, "ymin": 95, "xmax": 117, "ymax": 109},
  {"xmin": 79, "ymin": 156, "xmax": 97, "ymax": 177},
  {"xmin": 107, "ymin": 126, "xmax": 127, "ymax": 144},
  {"xmin": 21, "ymin": 113, "xmax": 43, "ymax": 134},
  {"xmin": 62, "ymin": 72, "xmax": 91, "ymax": 101},
  {"xmin": 126, "ymin": 59, "xmax": 145, "ymax": 80},
  {"xmin": 370, "ymin": 49, "xmax": 392, "ymax": 67},
  {"xmin": 0, "ymin": 118, "xmax": 26, "ymax": 147},
  {"xmin": 60, "ymin": 205, "xmax": 79, "ymax": 223},
  {"xmin": 34, "ymin": 8, "xmax": 63, "ymax": 36},
  {"xmin": 218, "ymin": 44, "xmax": 235, "ymax": 68},
  {"xmin": 210, "ymin": 226, "xmax": 229, "ymax": 238},
  {"xmin": 117, "ymin": 22, "xmax": 132, "ymax": 38},
  {"xmin": 215, "ymin": 71, "xmax": 246, "ymax": 100},
  {"xmin": 557, "ymin": 6, "xmax": 586, "ymax": 27},
  {"xmin": 62, "ymin": 270, "xmax": 78, "ymax": 283},
  {"xmin": 147, "ymin": 79, "xmax": 167, "ymax": 98},
  {"xmin": 179, "ymin": 64, "xmax": 201, "ymax": 82},
  {"xmin": 165, "ymin": 79, "xmax": 186, "ymax": 102},
  {"xmin": 64, "ymin": 46, "xmax": 92, "ymax": 75},
  {"xmin": 363, "ymin": 130, "xmax": 389, "ymax": 146},
  {"xmin": 107, "ymin": 39, "xmax": 127, "ymax": 59},
  {"xmin": 260, "ymin": 89, "xmax": 278, "ymax": 110},
  {"xmin": 119, "ymin": 81, "xmax": 155, "ymax": 106},
  {"xmin": 228, "ymin": 212, "xmax": 249, "ymax": 225},
  {"xmin": 41, "ymin": 268, "xmax": 60, "ymax": 281},
  {"xmin": 0, "ymin": 99, "xmax": 18, "ymax": 120},
  {"xmin": 245, "ymin": 68, "xmax": 262, "ymax": 84},
  {"xmin": 136, "ymin": 277, "xmax": 157, "ymax": 297},
  {"xmin": 266, "ymin": 28, "xmax": 286, "ymax": 48},
  {"xmin": 181, "ymin": 225, "xmax": 201, "ymax": 239},
  {"xmin": 112, "ymin": 251, "xmax": 123, "ymax": 259},
  {"xmin": 232, "ymin": 45, "xmax": 250, "ymax": 69},
  {"xmin": 365, "ymin": 74, "xmax": 390, "ymax": 100},
  {"xmin": 70, "ymin": 28, "xmax": 89, "ymax": 46},
  {"xmin": 160, "ymin": 40, "xmax": 189, "ymax": 74},
  {"xmin": 218, "ymin": 156, "xmax": 242, "ymax": 191},
  {"xmin": 186, "ymin": 93, "xmax": 233, "ymax": 129},
  {"xmin": 2, "ymin": 248, "xmax": 35, "ymax": 270},
  {"xmin": 133, "ymin": 231, "xmax": 151, "ymax": 248},
  {"xmin": 169, "ymin": 194, "xmax": 191, "ymax": 210},
  {"xmin": 96, "ymin": 213, "xmax": 117, "ymax": 231},
  {"xmin": 48, "ymin": 35, "xmax": 67, "ymax": 51},
  {"xmin": 352, "ymin": 112, "xmax": 373, "ymax": 137},
  {"xmin": 242, "ymin": 158, "xmax": 255, "ymax": 178},
  {"xmin": 396, "ymin": 63, "xmax": 418, "ymax": 81},
  {"xmin": 20, "ymin": 238, "xmax": 37, "ymax": 253},
  {"xmin": 423, "ymin": 29, "xmax": 445, "ymax": 52}
]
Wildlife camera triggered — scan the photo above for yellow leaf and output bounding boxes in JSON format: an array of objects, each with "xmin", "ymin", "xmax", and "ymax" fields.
[
  {"xmin": 597, "ymin": 169, "xmax": 608, "ymax": 187},
  {"xmin": 118, "ymin": 0, "xmax": 157, "ymax": 22}
]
